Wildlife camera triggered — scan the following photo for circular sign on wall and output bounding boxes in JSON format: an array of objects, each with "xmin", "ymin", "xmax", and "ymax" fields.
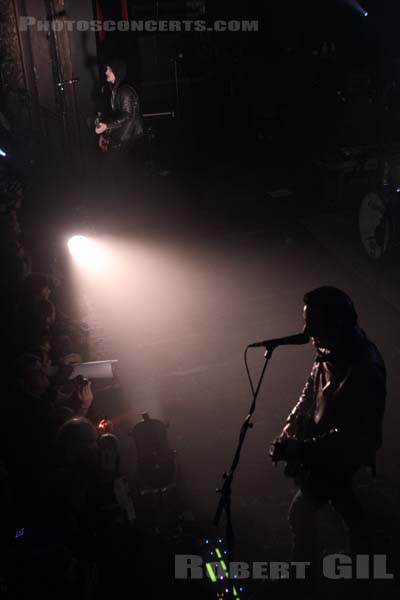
[{"xmin": 359, "ymin": 192, "xmax": 389, "ymax": 260}]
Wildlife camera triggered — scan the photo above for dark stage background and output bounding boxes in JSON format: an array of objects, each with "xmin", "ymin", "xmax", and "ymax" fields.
[{"xmin": 1, "ymin": 1, "xmax": 400, "ymax": 599}]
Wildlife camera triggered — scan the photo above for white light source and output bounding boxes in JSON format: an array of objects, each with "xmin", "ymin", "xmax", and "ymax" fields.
[
  {"xmin": 68, "ymin": 235, "xmax": 102, "ymax": 269},
  {"xmin": 364, "ymin": 11, "xmax": 368, "ymax": 16},
  {"xmin": 0, "ymin": 148, "xmax": 6, "ymax": 157}
]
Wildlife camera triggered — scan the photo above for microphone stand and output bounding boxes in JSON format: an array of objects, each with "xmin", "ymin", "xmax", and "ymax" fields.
[{"xmin": 214, "ymin": 345, "xmax": 275, "ymax": 561}]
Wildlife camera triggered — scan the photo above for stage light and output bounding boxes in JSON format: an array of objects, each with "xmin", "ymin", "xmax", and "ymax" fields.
[
  {"xmin": 68, "ymin": 235, "xmax": 102, "ymax": 269},
  {"xmin": 344, "ymin": 1, "xmax": 370, "ymax": 17},
  {"xmin": 0, "ymin": 148, "xmax": 6, "ymax": 157}
]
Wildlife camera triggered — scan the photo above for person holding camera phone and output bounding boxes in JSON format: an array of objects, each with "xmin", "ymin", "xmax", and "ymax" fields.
[
  {"xmin": 271, "ymin": 287, "xmax": 386, "ymax": 571},
  {"xmin": 72, "ymin": 375, "xmax": 93, "ymax": 418}
]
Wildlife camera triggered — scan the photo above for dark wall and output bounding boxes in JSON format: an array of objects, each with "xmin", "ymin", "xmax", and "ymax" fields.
[{"xmin": 64, "ymin": 0, "xmax": 99, "ymax": 157}]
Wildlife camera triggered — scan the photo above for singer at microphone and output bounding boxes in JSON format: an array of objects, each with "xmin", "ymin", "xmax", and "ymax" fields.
[
  {"xmin": 268, "ymin": 286, "xmax": 386, "ymax": 571},
  {"xmin": 248, "ymin": 332, "xmax": 309, "ymax": 348}
]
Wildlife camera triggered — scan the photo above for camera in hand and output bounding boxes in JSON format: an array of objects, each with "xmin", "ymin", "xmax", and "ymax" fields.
[{"xmin": 75, "ymin": 374, "xmax": 89, "ymax": 390}]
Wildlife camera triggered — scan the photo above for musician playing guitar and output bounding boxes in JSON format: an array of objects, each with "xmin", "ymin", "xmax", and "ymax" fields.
[
  {"xmin": 95, "ymin": 59, "xmax": 144, "ymax": 156},
  {"xmin": 270, "ymin": 287, "xmax": 386, "ymax": 570}
]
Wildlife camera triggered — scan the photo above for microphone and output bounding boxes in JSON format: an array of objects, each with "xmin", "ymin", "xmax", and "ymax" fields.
[{"xmin": 248, "ymin": 332, "xmax": 309, "ymax": 349}]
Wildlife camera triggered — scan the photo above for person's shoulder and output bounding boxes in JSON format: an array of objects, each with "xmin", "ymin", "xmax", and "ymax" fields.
[
  {"xmin": 353, "ymin": 332, "xmax": 386, "ymax": 383},
  {"xmin": 119, "ymin": 83, "xmax": 138, "ymax": 97},
  {"xmin": 357, "ymin": 333, "xmax": 385, "ymax": 368}
]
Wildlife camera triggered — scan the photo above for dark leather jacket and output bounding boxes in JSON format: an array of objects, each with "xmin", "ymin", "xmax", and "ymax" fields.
[
  {"xmin": 105, "ymin": 81, "xmax": 144, "ymax": 148},
  {"xmin": 282, "ymin": 326, "xmax": 386, "ymax": 473}
]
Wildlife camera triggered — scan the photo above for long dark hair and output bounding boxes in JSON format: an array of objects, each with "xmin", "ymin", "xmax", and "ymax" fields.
[{"xmin": 304, "ymin": 286, "xmax": 358, "ymax": 329}]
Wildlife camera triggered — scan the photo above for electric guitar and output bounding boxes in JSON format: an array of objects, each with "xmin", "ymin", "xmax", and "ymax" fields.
[
  {"xmin": 95, "ymin": 112, "xmax": 110, "ymax": 152},
  {"xmin": 269, "ymin": 414, "xmax": 339, "ymax": 484}
]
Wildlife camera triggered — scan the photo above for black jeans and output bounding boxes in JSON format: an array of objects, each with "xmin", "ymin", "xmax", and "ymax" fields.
[
  {"xmin": 103, "ymin": 136, "xmax": 148, "ymax": 189},
  {"xmin": 288, "ymin": 475, "xmax": 372, "ymax": 564}
]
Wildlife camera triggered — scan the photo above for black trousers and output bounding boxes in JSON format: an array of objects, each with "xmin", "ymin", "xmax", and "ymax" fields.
[
  {"xmin": 288, "ymin": 475, "xmax": 372, "ymax": 563},
  {"xmin": 99, "ymin": 136, "xmax": 148, "ymax": 191}
]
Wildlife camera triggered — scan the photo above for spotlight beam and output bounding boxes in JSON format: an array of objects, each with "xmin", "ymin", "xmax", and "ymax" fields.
[
  {"xmin": 68, "ymin": 235, "xmax": 102, "ymax": 269},
  {"xmin": 342, "ymin": 0, "xmax": 369, "ymax": 17}
]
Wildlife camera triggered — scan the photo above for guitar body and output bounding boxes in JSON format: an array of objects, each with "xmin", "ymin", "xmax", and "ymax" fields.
[
  {"xmin": 99, "ymin": 133, "xmax": 110, "ymax": 152},
  {"xmin": 270, "ymin": 414, "xmax": 341, "ymax": 486},
  {"xmin": 284, "ymin": 413, "xmax": 316, "ymax": 484},
  {"xmin": 270, "ymin": 413, "xmax": 317, "ymax": 485},
  {"xmin": 95, "ymin": 112, "xmax": 110, "ymax": 152}
]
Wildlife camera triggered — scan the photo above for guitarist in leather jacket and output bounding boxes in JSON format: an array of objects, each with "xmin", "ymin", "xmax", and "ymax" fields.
[
  {"xmin": 272, "ymin": 286, "xmax": 386, "ymax": 566},
  {"xmin": 95, "ymin": 58, "xmax": 144, "ymax": 154}
]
